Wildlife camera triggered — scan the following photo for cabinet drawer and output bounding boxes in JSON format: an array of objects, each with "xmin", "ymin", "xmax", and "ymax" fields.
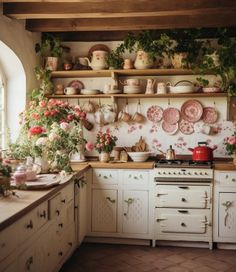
[
  {"xmin": 49, "ymin": 193, "xmax": 61, "ymax": 220},
  {"xmin": 155, "ymin": 185, "xmax": 211, "ymax": 208},
  {"xmin": 18, "ymin": 201, "xmax": 48, "ymax": 245},
  {"xmin": 123, "ymin": 170, "xmax": 149, "ymax": 186},
  {"xmin": 93, "ymin": 169, "xmax": 118, "ymax": 185},
  {"xmin": 215, "ymin": 171, "xmax": 236, "ymax": 186},
  {"xmin": 156, "ymin": 208, "xmax": 210, "ymax": 234},
  {"xmin": 0, "ymin": 222, "xmax": 20, "ymax": 262},
  {"xmin": 60, "ymin": 182, "xmax": 74, "ymax": 205}
]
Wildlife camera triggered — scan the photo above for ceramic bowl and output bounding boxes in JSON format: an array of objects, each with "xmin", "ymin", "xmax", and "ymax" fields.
[{"xmin": 127, "ymin": 151, "xmax": 151, "ymax": 162}]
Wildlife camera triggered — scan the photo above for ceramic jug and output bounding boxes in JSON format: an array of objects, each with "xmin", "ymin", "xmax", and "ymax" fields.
[
  {"xmin": 85, "ymin": 50, "xmax": 108, "ymax": 70},
  {"xmin": 134, "ymin": 50, "xmax": 154, "ymax": 70},
  {"xmin": 145, "ymin": 78, "xmax": 156, "ymax": 94}
]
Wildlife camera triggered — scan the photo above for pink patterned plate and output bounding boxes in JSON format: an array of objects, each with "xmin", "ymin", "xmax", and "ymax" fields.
[
  {"xmin": 181, "ymin": 100, "xmax": 203, "ymax": 123},
  {"xmin": 202, "ymin": 107, "xmax": 218, "ymax": 124},
  {"xmin": 146, "ymin": 105, "xmax": 163, "ymax": 123},
  {"xmin": 162, "ymin": 121, "xmax": 178, "ymax": 135},
  {"xmin": 179, "ymin": 119, "xmax": 194, "ymax": 135},
  {"xmin": 68, "ymin": 80, "xmax": 84, "ymax": 91},
  {"xmin": 163, "ymin": 107, "xmax": 180, "ymax": 125}
]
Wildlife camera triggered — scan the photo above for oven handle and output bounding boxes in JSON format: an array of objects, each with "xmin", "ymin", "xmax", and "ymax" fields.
[{"xmin": 178, "ymin": 186, "xmax": 189, "ymax": 189}]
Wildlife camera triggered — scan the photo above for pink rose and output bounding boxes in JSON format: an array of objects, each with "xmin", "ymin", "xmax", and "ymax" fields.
[
  {"xmin": 60, "ymin": 122, "xmax": 71, "ymax": 131},
  {"xmin": 85, "ymin": 142, "xmax": 94, "ymax": 152},
  {"xmin": 227, "ymin": 136, "xmax": 236, "ymax": 145},
  {"xmin": 32, "ymin": 113, "xmax": 40, "ymax": 120},
  {"xmin": 39, "ymin": 100, "xmax": 47, "ymax": 108},
  {"xmin": 48, "ymin": 132, "xmax": 60, "ymax": 141}
]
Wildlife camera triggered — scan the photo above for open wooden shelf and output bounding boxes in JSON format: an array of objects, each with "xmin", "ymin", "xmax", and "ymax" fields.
[
  {"xmin": 46, "ymin": 92, "xmax": 227, "ymax": 99},
  {"xmin": 51, "ymin": 68, "xmax": 202, "ymax": 78}
]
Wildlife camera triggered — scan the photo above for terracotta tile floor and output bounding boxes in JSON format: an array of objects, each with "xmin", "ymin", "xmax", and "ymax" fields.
[{"xmin": 60, "ymin": 243, "xmax": 236, "ymax": 272}]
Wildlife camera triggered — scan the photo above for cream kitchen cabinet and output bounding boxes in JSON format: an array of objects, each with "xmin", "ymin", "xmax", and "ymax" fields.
[
  {"xmin": 88, "ymin": 168, "xmax": 151, "ymax": 239},
  {"xmin": 214, "ymin": 170, "xmax": 236, "ymax": 244},
  {"xmin": 0, "ymin": 180, "xmax": 76, "ymax": 272}
]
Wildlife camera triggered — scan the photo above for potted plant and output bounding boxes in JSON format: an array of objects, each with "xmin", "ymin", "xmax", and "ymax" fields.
[
  {"xmin": 95, "ymin": 129, "xmax": 117, "ymax": 162},
  {"xmin": 115, "ymin": 30, "xmax": 172, "ymax": 69},
  {"xmin": 34, "ymin": 66, "xmax": 53, "ymax": 95},
  {"xmin": 106, "ymin": 50, "xmax": 124, "ymax": 69},
  {"xmin": 35, "ymin": 34, "xmax": 63, "ymax": 71},
  {"xmin": 195, "ymin": 76, "xmax": 222, "ymax": 93},
  {"xmin": 169, "ymin": 29, "xmax": 203, "ymax": 69},
  {"xmin": 0, "ymin": 161, "xmax": 12, "ymax": 197}
]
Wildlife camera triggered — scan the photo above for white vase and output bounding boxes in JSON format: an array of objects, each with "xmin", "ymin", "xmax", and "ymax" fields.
[{"xmin": 34, "ymin": 155, "xmax": 50, "ymax": 173}]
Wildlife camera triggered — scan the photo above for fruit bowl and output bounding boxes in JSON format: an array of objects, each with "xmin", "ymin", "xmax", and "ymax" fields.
[{"xmin": 127, "ymin": 151, "xmax": 151, "ymax": 162}]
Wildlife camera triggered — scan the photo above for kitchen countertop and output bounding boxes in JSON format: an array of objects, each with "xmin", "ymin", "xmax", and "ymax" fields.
[
  {"xmin": 213, "ymin": 161, "xmax": 236, "ymax": 171},
  {"xmin": 0, "ymin": 165, "xmax": 90, "ymax": 231}
]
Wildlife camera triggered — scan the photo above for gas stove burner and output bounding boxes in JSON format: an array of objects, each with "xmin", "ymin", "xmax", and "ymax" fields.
[
  {"xmin": 157, "ymin": 158, "xmax": 183, "ymax": 165},
  {"xmin": 188, "ymin": 160, "xmax": 213, "ymax": 167}
]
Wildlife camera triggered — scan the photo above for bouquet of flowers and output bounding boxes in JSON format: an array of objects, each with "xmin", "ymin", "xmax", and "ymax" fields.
[
  {"xmin": 224, "ymin": 131, "xmax": 236, "ymax": 155},
  {"xmin": 95, "ymin": 129, "xmax": 117, "ymax": 154},
  {"xmin": 9, "ymin": 97, "xmax": 88, "ymax": 172}
]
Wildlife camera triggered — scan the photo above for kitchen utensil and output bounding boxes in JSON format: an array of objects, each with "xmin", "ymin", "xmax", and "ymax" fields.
[
  {"xmin": 146, "ymin": 105, "xmax": 163, "ymax": 123},
  {"xmin": 202, "ymin": 107, "xmax": 218, "ymax": 124},
  {"xmin": 179, "ymin": 119, "xmax": 194, "ymax": 135},
  {"xmin": 161, "ymin": 121, "xmax": 179, "ymax": 135},
  {"xmin": 127, "ymin": 151, "xmax": 151, "ymax": 162},
  {"xmin": 64, "ymin": 87, "xmax": 77, "ymax": 95},
  {"xmin": 132, "ymin": 100, "xmax": 145, "ymax": 123},
  {"xmin": 188, "ymin": 141, "xmax": 217, "ymax": 161},
  {"xmin": 145, "ymin": 78, "xmax": 156, "ymax": 94},
  {"xmin": 169, "ymin": 80, "xmax": 195, "ymax": 94},
  {"xmin": 181, "ymin": 100, "xmax": 203, "ymax": 122},
  {"xmin": 158, "ymin": 145, "xmax": 176, "ymax": 160},
  {"xmin": 162, "ymin": 107, "xmax": 180, "ymax": 124}
]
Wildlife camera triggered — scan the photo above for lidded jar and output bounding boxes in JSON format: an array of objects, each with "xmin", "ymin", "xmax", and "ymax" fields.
[{"xmin": 13, "ymin": 165, "xmax": 27, "ymax": 185}]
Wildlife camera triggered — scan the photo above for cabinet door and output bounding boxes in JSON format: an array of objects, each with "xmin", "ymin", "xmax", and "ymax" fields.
[
  {"xmin": 122, "ymin": 190, "xmax": 149, "ymax": 234},
  {"xmin": 219, "ymin": 193, "xmax": 236, "ymax": 239},
  {"xmin": 91, "ymin": 189, "xmax": 117, "ymax": 233}
]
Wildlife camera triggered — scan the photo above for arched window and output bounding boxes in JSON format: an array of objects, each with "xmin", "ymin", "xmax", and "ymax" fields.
[{"xmin": 0, "ymin": 71, "xmax": 6, "ymax": 148}]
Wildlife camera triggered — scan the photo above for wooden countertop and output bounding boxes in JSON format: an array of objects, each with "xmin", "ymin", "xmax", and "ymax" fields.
[
  {"xmin": 214, "ymin": 161, "xmax": 236, "ymax": 171},
  {"xmin": 0, "ymin": 166, "xmax": 89, "ymax": 231},
  {"xmin": 71, "ymin": 160, "xmax": 155, "ymax": 170}
]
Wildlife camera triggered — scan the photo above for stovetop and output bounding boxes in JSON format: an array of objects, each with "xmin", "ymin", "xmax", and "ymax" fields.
[{"xmin": 155, "ymin": 159, "xmax": 213, "ymax": 169}]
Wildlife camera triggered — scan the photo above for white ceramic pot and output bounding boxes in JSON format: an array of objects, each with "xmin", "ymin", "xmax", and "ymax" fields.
[
  {"xmin": 134, "ymin": 50, "xmax": 154, "ymax": 69},
  {"xmin": 99, "ymin": 152, "xmax": 110, "ymax": 163}
]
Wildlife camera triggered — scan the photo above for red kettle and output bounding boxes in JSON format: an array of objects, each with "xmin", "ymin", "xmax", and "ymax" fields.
[{"xmin": 188, "ymin": 141, "xmax": 217, "ymax": 161}]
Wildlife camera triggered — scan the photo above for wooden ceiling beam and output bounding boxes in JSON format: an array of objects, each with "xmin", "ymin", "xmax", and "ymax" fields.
[
  {"xmin": 4, "ymin": 0, "xmax": 236, "ymax": 19},
  {"xmin": 26, "ymin": 13, "xmax": 236, "ymax": 32}
]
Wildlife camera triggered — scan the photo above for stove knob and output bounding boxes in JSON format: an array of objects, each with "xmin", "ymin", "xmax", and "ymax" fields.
[
  {"xmin": 158, "ymin": 172, "xmax": 161, "ymax": 175},
  {"xmin": 183, "ymin": 172, "xmax": 186, "ymax": 175},
  {"xmin": 173, "ymin": 172, "xmax": 176, "ymax": 175},
  {"xmin": 194, "ymin": 172, "xmax": 198, "ymax": 175},
  {"xmin": 188, "ymin": 172, "xmax": 191, "ymax": 175},
  {"xmin": 205, "ymin": 172, "xmax": 208, "ymax": 175},
  {"xmin": 200, "ymin": 172, "xmax": 203, "ymax": 175},
  {"xmin": 178, "ymin": 172, "xmax": 182, "ymax": 175},
  {"xmin": 168, "ymin": 172, "xmax": 172, "ymax": 175},
  {"xmin": 163, "ymin": 172, "xmax": 166, "ymax": 175}
]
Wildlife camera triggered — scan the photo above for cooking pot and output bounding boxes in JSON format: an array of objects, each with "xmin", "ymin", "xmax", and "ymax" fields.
[{"xmin": 188, "ymin": 141, "xmax": 217, "ymax": 161}]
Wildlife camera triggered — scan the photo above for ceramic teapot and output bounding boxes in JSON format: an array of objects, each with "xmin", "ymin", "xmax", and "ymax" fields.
[
  {"xmin": 134, "ymin": 50, "xmax": 154, "ymax": 70},
  {"xmin": 85, "ymin": 50, "xmax": 108, "ymax": 70}
]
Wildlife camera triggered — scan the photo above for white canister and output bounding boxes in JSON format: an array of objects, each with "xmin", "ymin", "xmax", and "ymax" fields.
[{"xmin": 156, "ymin": 82, "xmax": 168, "ymax": 94}]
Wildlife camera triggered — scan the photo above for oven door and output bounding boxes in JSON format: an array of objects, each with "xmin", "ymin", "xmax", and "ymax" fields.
[
  {"xmin": 156, "ymin": 208, "xmax": 210, "ymax": 234},
  {"xmin": 155, "ymin": 184, "xmax": 211, "ymax": 209}
]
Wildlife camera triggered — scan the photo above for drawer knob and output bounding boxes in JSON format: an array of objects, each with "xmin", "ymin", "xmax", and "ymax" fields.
[
  {"xmin": 58, "ymin": 223, "xmax": 63, "ymax": 228},
  {"xmin": 181, "ymin": 222, "xmax": 186, "ymax": 227},
  {"xmin": 61, "ymin": 199, "xmax": 66, "ymax": 203},
  {"xmin": 56, "ymin": 210, "xmax": 60, "ymax": 216},
  {"xmin": 68, "ymin": 242, "xmax": 73, "ymax": 247},
  {"xmin": 26, "ymin": 256, "xmax": 33, "ymax": 270},
  {"xmin": 40, "ymin": 210, "xmax": 46, "ymax": 218},
  {"xmin": 58, "ymin": 251, "xmax": 63, "ymax": 256},
  {"xmin": 26, "ymin": 220, "xmax": 33, "ymax": 229},
  {"xmin": 181, "ymin": 198, "xmax": 186, "ymax": 202}
]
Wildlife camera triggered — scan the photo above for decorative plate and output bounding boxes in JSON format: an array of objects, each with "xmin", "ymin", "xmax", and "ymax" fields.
[
  {"xmin": 202, "ymin": 107, "xmax": 218, "ymax": 124},
  {"xmin": 146, "ymin": 105, "xmax": 163, "ymax": 123},
  {"xmin": 181, "ymin": 100, "xmax": 203, "ymax": 123},
  {"xmin": 68, "ymin": 80, "xmax": 84, "ymax": 91},
  {"xmin": 162, "ymin": 121, "xmax": 179, "ymax": 135},
  {"xmin": 88, "ymin": 44, "xmax": 110, "ymax": 58},
  {"xmin": 163, "ymin": 107, "xmax": 180, "ymax": 124},
  {"xmin": 179, "ymin": 119, "xmax": 194, "ymax": 135}
]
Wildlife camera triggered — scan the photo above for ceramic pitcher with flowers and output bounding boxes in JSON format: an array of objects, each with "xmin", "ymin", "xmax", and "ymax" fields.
[{"xmin": 134, "ymin": 50, "xmax": 154, "ymax": 69}]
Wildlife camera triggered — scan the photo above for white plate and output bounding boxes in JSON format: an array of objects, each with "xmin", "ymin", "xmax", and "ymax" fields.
[
  {"xmin": 81, "ymin": 89, "xmax": 100, "ymax": 95},
  {"xmin": 124, "ymin": 86, "xmax": 143, "ymax": 94},
  {"xmin": 107, "ymin": 89, "xmax": 122, "ymax": 94}
]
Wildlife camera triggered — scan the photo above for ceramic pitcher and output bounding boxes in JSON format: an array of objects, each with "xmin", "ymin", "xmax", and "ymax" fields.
[
  {"xmin": 134, "ymin": 50, "xmax": 154, "ymax": 69},
  {"xmin": 85, "ymin": 50, "xmax": 108, "ymax": 70}
]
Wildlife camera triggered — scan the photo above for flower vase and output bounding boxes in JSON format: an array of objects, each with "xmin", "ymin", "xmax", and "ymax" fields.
[
  {"xmin": 34, "ymin": 155, "xmax": 50, "ymax": 173},
  {"xmin": 99, "ymin": 152, "xmax": 110, "ymax": 163},
  {"xmin": 233, "ymin": 152, "xmax": 236, "ymax": 165}
]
